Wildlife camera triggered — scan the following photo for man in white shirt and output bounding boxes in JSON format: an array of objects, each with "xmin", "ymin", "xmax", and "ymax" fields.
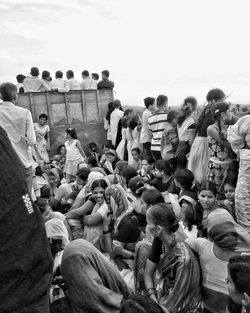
[
  {"xmin": 80, "ymin": 70, "xmax": 98, "ymax": 90},
  {"xmin": 23, "ymin": 67, "xmax": 51, "ymax": 92},
  {"xmin": 110, "ymin": 100, "xmax": 124, "ymax": 147},
  {"xmin": 0, "ymin": 82, "xmax": 36, "ymax": 192},
  {"xmin": 66, "ymin": 70, "xmax": 81, "ymax": 90},
  {"xmin": 51, "ymin": 71, "xmax": 70, "ymax": 93},
  {"xmin": 140, "ymin": 97, "xmax": 155, "ymax": 155}
]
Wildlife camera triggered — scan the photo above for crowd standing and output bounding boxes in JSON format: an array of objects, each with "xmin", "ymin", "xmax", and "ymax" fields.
[{"xmin": 0, "ymin": 70, "xmax": 250, "ymax": 313}]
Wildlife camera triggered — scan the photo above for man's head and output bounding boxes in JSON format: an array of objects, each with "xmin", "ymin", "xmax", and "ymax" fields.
[
  {"xmin": 156, "ymin": 94, "xmax": 168, "ymax": 110},
  {"xmin": 30, "ymin": 67, "xmax": 39, "ymax": 77},
  {"xmin": 16, "ymin": 74, "xmax": 26, "ymax": 83},
  {"xmin": 144, "ymin": 97, "xmax": 155, "ymax": 111},
  {"xmin": 66, "ymin": 70, "xmax": 74, "ymax": 79},
  {"xmin": 0, "ymin": 82, "xmax": 17, "ymax": 102},
  {"xmin": 82, "ymin": 70, "xmax": 89, "ymax": 79},
  {"xmin": 42, "ymin": 70, "xmax": 51, "ymax": 81},
  {"xmin": 91, "ymin": 73, "xmax": 99, "ymax": 80},
  {"xmin": 55, "ymin": 71, "xmax": 63, "ymax": 79},
  {"xmin": 113, "ymin": 99, "xmax": 121, "ymax": 109},
  {"xmin": 101, "ymin": 70, "xmax": 110, "ymax": 80}
]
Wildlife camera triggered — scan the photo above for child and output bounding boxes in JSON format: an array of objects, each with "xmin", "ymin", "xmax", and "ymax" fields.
[
  {"xmin": 138, "ymin": 154, "xmax": 155, "ymax": 182},
  {"xmin": 64, "ymin": 128, "xmax": 87, "ymax": 183},
  {"xmin": 150, "ymin": 159, "xmax": 177, "ymax": 194},
  {"xmin": 100, "ymin": 143, "xmax": 112, "ymax": 167},
  {"xmin": 131, "ymin": 147, "xmax": 142, "ymax": 171},
  {"xmin": 222, "ymin": 176, "xmax": 237, "ymax": 219}
]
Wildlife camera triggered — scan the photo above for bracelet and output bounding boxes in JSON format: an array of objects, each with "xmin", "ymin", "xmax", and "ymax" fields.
[
  {"xmin": 103, "ymin": 229, "xmax": 111, "ymax": 234},
  {"xmin": 146, "ymin": 288, "xmax": 157, "ymax": 298}
]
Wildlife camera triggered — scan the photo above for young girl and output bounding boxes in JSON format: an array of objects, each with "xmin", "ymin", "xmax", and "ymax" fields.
[
  {"xmin": 131, "ymin": 147, "xmax": 142, "ymax": 171},
  {"xmin": 33, "ymin": 113, "xmax": 50, "ymax": 163},
  {"xmin": 116, "ymin": 117, "xmax": 129, "ymax": 161},
  {"xmin": 222, "ymin": 176, "xmax": 237, "ymax": 219},
  {"xmin": 174, "ymin": 168, "xmax": 195, "ymax": 198},
  {"xmin": 64, "ymin": 128, "xmax": 86, "ymax": 183},
  {"xmin": 138, "ymin": 154, "xmax": 155, "ymax": 182}
]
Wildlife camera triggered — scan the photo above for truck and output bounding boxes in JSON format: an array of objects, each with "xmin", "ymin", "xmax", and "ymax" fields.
[{"xmin": 17, "ymin": 89, "xmax": 114, "ymax": 154}]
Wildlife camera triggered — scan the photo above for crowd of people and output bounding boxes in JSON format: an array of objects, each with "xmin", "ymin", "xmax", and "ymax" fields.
[
  {"xmin": 16, "ymin": 66, "xmax": 115, "ymax": 93},
  {"xmin": 0, "ymin": 80, "xmax": 250, "ymax": 313}
]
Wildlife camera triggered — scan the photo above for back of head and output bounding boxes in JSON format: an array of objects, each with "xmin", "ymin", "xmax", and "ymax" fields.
[
  {"xmin": 174, "ymin": 168, "xmax": 194, "ymax": 190},
  {"xmin": 124, "ymin": 109, "xmax": 133, "ymax": 117},
  {"xmin": 167, "ymin": 110, "xmax": 179, "ymax": 123},
  {"xmin": 0, "ymin": 82, "xmax": 17, "ymax": 102},
  {"xmin": 55, "ymin": 70, "xmax": 63, "ymax": 79},
  {"xmin": 87, "ymin": 155, "xmax": 98, "ymax": 167},
  {"xmin": 42, "ymin": 70, "xmax": 50, "ymax": 80},
  {"xmin": 155, "ymin": 159, "xmax": 172, "ymax": 176},
  {"xmin": 206, "ymin": 88, "xmax": 225, "ymax": 103},
  {"xmin": 156, "ymin": 94, "xmax": 168, "ymax": 109},
  {"xmin": 91, "ymin": 73, "xmax": 99, "ymax": 80},
  {"xmin": 183, "ymin": 96, "xmax": 197, "ymax": 111},
  {"xmin": 30, "ymin": 67, "xmax": 39, "ymax": 77},
  {"xmin": 147, "ymin": 203, "xmax": 179, "ymax": 232},
  {"xmin": 211, "ymin": 101, "xmax": 230, "ymax": 119},
  {"xmin": 128, "ymin": 115, "xmax": 140, "ymax": 130},
  {"xmin": 82, "ymin": 70, "xmax": 89, "ymax": 77},
  {"xmin": 66, "ymin": 70, "xmax": 74, "ymax": 79},
  {"xmin": 121, "ymin": 166, "xmax": 137, "ymax": 184},
  {"xmin": 144, "ymin": 97, "xmax": 155, "ymax": 108},
  {"xmin": 102, "ymin": 70, "xmax": 110, "ymax": 78},
  {"xmin": 65, "ymin": 127, "xmax": 77, "ymax": 139},
  {"xmin": 142, "ymin": 189, "xmax": 164, "ymax": 206},
  {"xmin": 128, "ymin": 176, "xmax": 146, "ymax": 197},
  {"xmin": 76, "ymin": 167, "xmax": 90, "ymax": 181},
  {"xmin": 16, "ymin": 74, "xmax": 26, "ymax": 83},
  {"xmin": 228, "ymin": 255, "xmax": 250, "ymax": 296},
  {"xmin": 120, "ymin": 294, "xmax": 165, "ymax": 313},
  {"xmin": 113, "ymin": 99, "xmax": 121, "ymax": 109}
]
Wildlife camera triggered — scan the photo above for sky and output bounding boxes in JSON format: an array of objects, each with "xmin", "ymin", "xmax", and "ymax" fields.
[{"xmin": 0, "ymin": 0, "xmax": 250, "ymax": 106}]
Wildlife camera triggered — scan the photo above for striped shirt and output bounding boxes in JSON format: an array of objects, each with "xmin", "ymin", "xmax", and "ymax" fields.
[{"xmin": 148, "ymin": 110, "xmax": 168, "ymax": 151}]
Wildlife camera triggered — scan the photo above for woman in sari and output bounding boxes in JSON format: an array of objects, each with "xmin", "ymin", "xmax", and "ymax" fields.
[
  {"xmin": 33, "ymin": 113, "xmax": 50, "ymax": 163},
  {"xmin": 186, "ymin": 208, "xmax": 250, "ymax": 313},
  {"xmin": 227, "ymin": 115, "xmax": 250, "ymax": 232},
  {"xmin": 61, "ymin": 239, "xmax": 130, "ymax": 313},
  {"xmin": 144, "ymin": 203, "xmax": 201, "ymax": 313}
]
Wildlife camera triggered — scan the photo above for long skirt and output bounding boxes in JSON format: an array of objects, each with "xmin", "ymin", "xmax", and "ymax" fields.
[
  {"xmin": 188, "ymin": 136, "xmax": 210, "ymax": 184},
  {"xmin": 235, "ymin": 149, "xmax": 250, "ymax": 232}
]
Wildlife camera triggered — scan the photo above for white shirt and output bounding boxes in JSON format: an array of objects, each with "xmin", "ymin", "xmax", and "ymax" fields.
[
  {"xmin": 51, "ymin": 78, "xmax": 70, "ymax": 92},
  {"xmin": 140, "ymin": 108, "xmax": 152, "ymax": 143},
  {"xmin": 0, "ymin": 101, "xmax": 36, "ymax": 168},
  {"xmin": 80, "ymin": 77, "xmax": 98, "ymax": 90},
  {"xmin": 23, "ymin": 76, "xmax": 51, "ymax": 92},
  {"xmin": 110, "ymin": 108, "xmax": 124, "ymax": 145},
  {"xmin": 68, "ymin": 78, "xmax": 81, "ymax": 90}
]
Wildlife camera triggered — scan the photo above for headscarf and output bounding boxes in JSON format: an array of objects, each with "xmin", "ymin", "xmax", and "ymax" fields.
[
  {"xmin": 207, "ymin": 209, "xmax": 250, "ymax": 253},
  {"xmin": 105, "ymin": 184, "xmax": 129, "ymax": 219},
  {"xmin": 45, "ymin": 218, "xmax": 69, "ymax": 248},
  {"xmin": 48, "ymin": 168, "xmax": 60, "ymax": 182},
  {"xmin": 87, "ymin": 171, "xmax": 104, "ymax": 186}
]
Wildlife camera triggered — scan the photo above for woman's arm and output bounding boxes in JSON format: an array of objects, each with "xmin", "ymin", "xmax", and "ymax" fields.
[
  {"xmin": 65, "ymin": 200, "xmax": 95, "ymax": 219},
  {"xmin": 112, "ymin": 240, "xmax": 135, "ymax": 259},
  {"xmin": 144, "ymin": 259, "xmax": 158, "ymax": 302},
  {"xmin": 207, "ymin": 125, "xmax": 231, "ymax": 148},
  {"xmin": 76, "ymin": 140, "xmax": 87, "ymax": 159},
  {"xmin": 46, "ymin": 131, "xmax": 50, "ymax": 151},
  {"xmin": 84, "ymin": 212, "xmax": 103, "ymax": 226}
]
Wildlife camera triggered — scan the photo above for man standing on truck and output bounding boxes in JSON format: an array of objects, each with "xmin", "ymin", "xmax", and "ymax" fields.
[
  {"xmin": 81, "ymin": 70, "xmax": 97, "ymax": 90},
  {"xmin": 66, "ymin": 70, "xmax": 81, "ymax": 90},
  {"xmin": 23, "ymin": 67, "xmax": 51, "ymax": 92},
  {"xmin": 97, "ymin": 70, "xmax": 114, "ymax": 90}
]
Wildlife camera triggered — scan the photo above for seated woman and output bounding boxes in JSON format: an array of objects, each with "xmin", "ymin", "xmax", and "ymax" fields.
[
  {"xmin": 144, "ymin": 203, "xmax": 201, "ymax": 313},
  {"xmin": 61, "ymin": 239, "xmax": 130, "ymax": 313},
  {"xmin": 185, "ymin": 208, "xmax": 250, "ymax": 313},
  {"xmin": 87, "ymin": 155, "xmax": 106, "ymax": 176},
  {"xmin": 226, "ymin": 255, "xmax": 250, "ymax": 313},
  {"xmin": 103, "ymin": 149, "xmax": 120, "ymax": 174},
  {"xmin": 120, "ymin": 294, "xmax": 166, "ymax": 313}
]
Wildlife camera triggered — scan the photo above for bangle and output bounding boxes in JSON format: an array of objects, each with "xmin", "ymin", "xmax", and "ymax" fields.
[
  {"xmin": 103, "ymin": 229, "xmax": 111, "ymax": 234},
  {"xmin": 146, "ymin": 288, "xmax": 157, "ymax": 298}
]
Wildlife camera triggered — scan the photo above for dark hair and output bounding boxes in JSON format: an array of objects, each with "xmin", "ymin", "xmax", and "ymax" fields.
[
  {"xmin": 30, "ymin": 67, "xmax": 39, "ymax": 76},
  {"xmin": 129, "ymin": 115, "xmax": 140, "ymax": 130},
  {"xmin": 66, "ymin": 70, "xmax": 74, "ymax": 78},
  {"xmin": 91, "ymin": 178, "xmax": 108, "ymax": 191},
  {"xmin": 198, "ymin": 180, "xmax": 217, "ymax": 196},
  {"xmin": 35, "ymin": 165, "xmax": 43, "ymax": 176},
  {"xmin": 121, "ymin": 117, "xmax": 129, "ymax": 128},
  {"xmin": 87, "ymin": 155, "xmax": 98, "ymax": 167},
  {"xmin": 42, "ymin": 70, "xmax": 50, "ymax": 80},
  {"xmin": 0, "ymin": 82, "xmax": 17, "ymax": 101},
  {"xmin": 224, "ymin": 176, "xmax": 237, "ymax": 189},
  {"xmin": 183, "ymin": 96, "xmax": 197, "ymax": 110},
  {"xmin": 102, "ymin": 70, "xmax": 110, "ymax": 78},
  {"xmin": 16, "ymin": 74, "xmax": 26, "ymax": 83},
  {"xmin": 76, "ymin": 167, "xmax": 90, "ymax": 181},
  {"xmin": 144, "ymin": 97, "xmax": 155, "ymax": 109},
  {"xmin": 102, "ymin": 142, "xmax": 112, "ymax": 149},
  {"xmin": 58, "ymin": 144, "xmax": 66, "ymax": 154},
  {"xmin": 39, "ymin": 113, "xmax": 48, "ymax": 120},
  {"xmin": 131, "ymin": 147, "xmax": 141, "ymax": 155},
  {"xmin": 206, "ymin": 88, "xmax": 225, "ymax": 103},
  {"xmin": 147, "ymin": 203, "xmax": 179, "ymax": 232},
  {"xmin": 113, "ymin": 99, "xmax": 121, "ymax": 109},
  {"xmin": 228, "ymin": 255, "xmax": 250, "ymax": 296},
  {"xmin": 65, "ymin": 127, "xmax": 78, "ymax": 139},
  {"xmin": 142, "ymin": 189, "xmax": 164, "ymax": 206},
  {"xmin": 128, "ymin": 177, "xmax": 146, "ymax": 197},
  {"xmin": 55, "ymin": 71, "xmax": 63, "ymax": 79},
  {"xmin": 120, "ymin": 294, "xmax": 165, "ymax": 313},
  {"xmin": 156, "ymin": 95, "xmax": 168, "ymax": 108},
  {"xmin": 177, "ymin": 97, "xmax": 197, "ymax": 126},
  {"xmin": 105, "ymin": 102, "xmax": 115, "ymax": 123},
  {"xmin": 88, "ymin": 142, "xmax": 97, "ymax": 151},
  {"xmin": 167, "ymin": 110, "xmax": 179, "ymax": 123},
  {"xmin": 155, "ymin": 159, "xmax": 172, "ymax": 176},
  {"xmin": 141, "ymin": 154, "xmax": 154, "ymax": 165},
  {"xmin": 82, "ymin": 70, "xmax": 89, "ymax": 77},
  {"xmin": 124, "ymin": 109, "xmax": 133, "ymax": 116},
  {"xmin": 182, "ymin": 201, "xmax": 203, "ymax": 231},
  {"xmin": 91, "ymin": 73, "xmax": 99, "ymax": 80},
  {"xmin": 121, "ymin": 166, "xmax": 137, "ymax": 185},
  {"xmin": 174, "ymin": 168, "xmax": 194, "ymax": 190}
]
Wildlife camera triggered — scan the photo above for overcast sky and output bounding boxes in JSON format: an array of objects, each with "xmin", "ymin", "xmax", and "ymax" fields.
[{"xmin": 0, "ymin": 0, "xmax": 249, "ymax": 106}]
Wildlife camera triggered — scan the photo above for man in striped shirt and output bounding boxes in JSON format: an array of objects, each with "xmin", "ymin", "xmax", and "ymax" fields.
[{"xmin": 148, "ymin": 95, "xmax": 168, "ymax": 161}]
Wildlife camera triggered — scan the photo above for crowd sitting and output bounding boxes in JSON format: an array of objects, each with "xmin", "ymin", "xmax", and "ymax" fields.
[
  {"xmin": 16, "ymin": 66, "xmax": 114, "ymax": 93},
  {"xmin": 1, "ymin": 81, "xmax": 250, "ymax": 313}
]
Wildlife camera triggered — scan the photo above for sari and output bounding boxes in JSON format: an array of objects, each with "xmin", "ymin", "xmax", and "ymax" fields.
[{"xmin": 61, "ymin": 239, "xmax": 130, "ymax": 313}]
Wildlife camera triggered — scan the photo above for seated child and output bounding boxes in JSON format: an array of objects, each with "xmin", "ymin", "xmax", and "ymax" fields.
[{"xmin": 137, "ymin": 154, "xmax": 155, "ymax": 183}]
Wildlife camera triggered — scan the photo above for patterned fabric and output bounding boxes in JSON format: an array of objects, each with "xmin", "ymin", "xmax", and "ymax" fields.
[
  {"xmin": 33, "ymin": 123, "xmax": 50, "ymax": 163},
  {"xmin": 105, "ymin": 184, "xmax": 129, "ymax": 219}
]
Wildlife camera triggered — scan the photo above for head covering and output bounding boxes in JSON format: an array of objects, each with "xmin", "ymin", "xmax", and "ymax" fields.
[
  {"xmin": 211, "ymin": 102, "xmax": 229, "ymax": 117},
  {"xmin": 87, "ymin": 171, "xmax": 104, "ymax": 186},
  {"xmin": 105, "ymin": 184, "xmax": 129, "ymax": 218},
  {"xmin": 45, "ymin": 218, "xmax": 69, "ymax": 248},
  {"xmin": 90, "ymin": 167, "xmax": 107, "ymax": 176},
  {"xmin": 49, "ymin": 168, "xmax": 60, "ymax": 181},
  {"xmin": 179, "ymin": 190, "xmax": 198, "ymax": 206},
  {"xmin": 208, "ymin": 209, "xmax": 250, "ymax": 253}
]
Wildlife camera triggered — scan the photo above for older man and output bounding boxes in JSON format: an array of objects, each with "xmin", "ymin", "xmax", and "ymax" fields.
[{"xmin": 0, "ymin": 82, "xmax": 36, "ymax": 192}]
